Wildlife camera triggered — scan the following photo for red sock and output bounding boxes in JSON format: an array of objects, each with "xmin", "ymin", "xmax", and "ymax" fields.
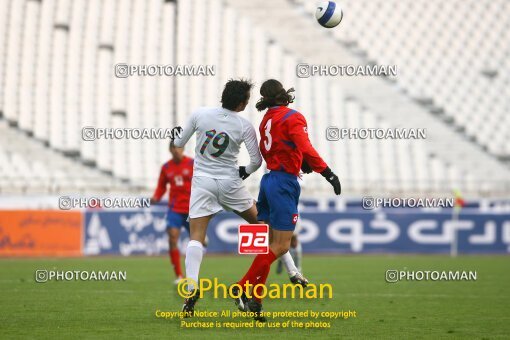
[
  {"xmin": 238, "ymin": 251, "xmax": 277, "ymax": 302},
  {"xmin": 170, "ymin": 249, "xmax": 182, "ymax": 277}
]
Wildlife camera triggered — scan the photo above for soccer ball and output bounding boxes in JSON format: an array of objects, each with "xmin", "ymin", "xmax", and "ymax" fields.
[{"xmin": 316, "ymin": 1, "xmax": 343, "ymax": 28}]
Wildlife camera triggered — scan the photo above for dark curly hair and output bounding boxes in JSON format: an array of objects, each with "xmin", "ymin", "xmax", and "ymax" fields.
[
  {"xmin": 221, "ymin": 78, "xmax": 254, "ymax": 110},
  {"xmin": 255, "ymin": 79, "xmax": 295, "ymax": 111}
]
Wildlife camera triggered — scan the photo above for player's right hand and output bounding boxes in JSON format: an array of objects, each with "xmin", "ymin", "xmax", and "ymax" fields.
[
  {"xmin": 239, "ymin": 166, "xmax": 250, "ymax": 180},
  {"xmin": 320, "ymin": 167, "xmax": 341, "ymax": 195}
]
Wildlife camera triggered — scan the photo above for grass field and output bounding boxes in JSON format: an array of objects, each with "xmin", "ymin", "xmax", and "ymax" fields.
[{"xmin": 1, "ymin": 255, "xmax": 509, "ymax": 339}]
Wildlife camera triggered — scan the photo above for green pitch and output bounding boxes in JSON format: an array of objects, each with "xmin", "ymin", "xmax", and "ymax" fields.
[{"xmin": 1, "ymin": 255, "xmax": 509, "ymax": 339}]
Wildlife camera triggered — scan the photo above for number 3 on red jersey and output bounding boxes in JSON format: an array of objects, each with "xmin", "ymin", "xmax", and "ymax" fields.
[{"xmin": 263, "ymin": 119, "xmax": 272, "ymax": 151}]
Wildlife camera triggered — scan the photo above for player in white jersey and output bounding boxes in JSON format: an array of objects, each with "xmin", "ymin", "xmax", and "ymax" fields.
[
  {"xmin": 173, "ymin": 80, "xmax": 262, "ymax": 220},
  {"xmin": 174, "ymin": 79, "xmax": 262, "ymax": 314}
]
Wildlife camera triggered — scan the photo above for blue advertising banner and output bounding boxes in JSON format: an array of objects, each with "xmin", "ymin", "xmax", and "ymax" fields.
[
  {"xmin": 83, "ymin": 210, "xmax": 510, "ymax": 255},
  {"xmin": 83, "ymin": 210, "xmax": 170, "ymax": 256}
]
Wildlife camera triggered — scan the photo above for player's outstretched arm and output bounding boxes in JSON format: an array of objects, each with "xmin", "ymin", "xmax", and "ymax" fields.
[
  {"xmin": 239, "ymin": 122, "xmax": 262, "ymax": 179},
  {"xmin": 173, "ymin": 110, "xmax": 199, "ymax": 148},
  {"xmin": 288, "ymin": 113, "xmax": 341, "ymax": 195}
]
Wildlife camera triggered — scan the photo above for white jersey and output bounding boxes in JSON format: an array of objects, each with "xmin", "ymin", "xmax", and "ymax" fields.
[{"xmin": 173, "ymin": 107, "xmax": 262, "ymax": 179}]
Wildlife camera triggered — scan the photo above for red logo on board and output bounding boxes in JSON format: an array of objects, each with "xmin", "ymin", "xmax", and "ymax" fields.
[{"xmin": 238, "ymin": 224, "xmax": 269, "ymax": 254}]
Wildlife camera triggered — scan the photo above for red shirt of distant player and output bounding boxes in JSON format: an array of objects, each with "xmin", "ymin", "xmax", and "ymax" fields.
[
  {"xmin": 259, "ymin": 106, "xmax": 327, "ymax": 176},
  {"xmin": 152, "ymin": 156, "xmax": 193, "ymax": 213}
]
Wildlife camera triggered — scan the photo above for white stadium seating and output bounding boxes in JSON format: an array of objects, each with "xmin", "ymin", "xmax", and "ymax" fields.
[{"xmin": 0, "ymin": 0, "xmax": 509, "ymax": 197}]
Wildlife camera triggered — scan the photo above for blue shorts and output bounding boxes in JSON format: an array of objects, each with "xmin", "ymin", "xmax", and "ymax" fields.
[
  {"xmin": 256, "ymin": 171, "xmax": 301, "ymax": 231},
  {"xmin": 166, "ymin": 209, "xmax": 190, "ymax": 232}
]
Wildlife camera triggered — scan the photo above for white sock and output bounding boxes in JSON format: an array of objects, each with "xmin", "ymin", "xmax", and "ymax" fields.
[
  {"xmin": 281, "ymin": 251, "xmax": 299, "ymax": 277},
  {"xmin": 185, "ymin": 240, "xmax": 204, "ymax": 291}
]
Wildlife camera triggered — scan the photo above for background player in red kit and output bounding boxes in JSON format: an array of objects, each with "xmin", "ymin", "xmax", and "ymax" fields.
[
  {"xmin": 234, "ymin": 79, "xmax": 341, "ymax": 321},
  {"xmin": 151, "ymin": 141, "xmax": 194, "ymax": 284}
]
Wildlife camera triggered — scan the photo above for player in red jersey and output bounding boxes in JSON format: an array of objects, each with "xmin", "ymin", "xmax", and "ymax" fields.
[
  {"xmin": 151, "ymin": 141, "xmax": 194, "ymax": 284},
  {"xmin": 234, "ymin": 79, "xmax": 341, "ymax": 321}
]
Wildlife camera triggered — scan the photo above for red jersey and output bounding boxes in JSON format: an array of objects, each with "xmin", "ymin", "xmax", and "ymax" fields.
[
  {"xmin": 152, "ymin": 156, "xmax": 193, "ymax": 213},
  {"xmin": 259, "ymin": 106, "xmax": 328, "ymax": 176}
]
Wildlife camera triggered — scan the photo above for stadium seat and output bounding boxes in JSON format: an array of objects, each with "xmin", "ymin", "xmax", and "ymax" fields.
[{"xmin": 0, "ymin": 0, "xmax": 508, "ymax": 197}]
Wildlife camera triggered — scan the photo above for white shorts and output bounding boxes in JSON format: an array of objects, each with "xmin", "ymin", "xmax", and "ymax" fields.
[{"xmin": 189, "ymin": 176, "xmax": 254, "ymax": 218}]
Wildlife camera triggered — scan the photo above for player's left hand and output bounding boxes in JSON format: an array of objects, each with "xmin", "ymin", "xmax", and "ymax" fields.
[
  {"xmin": 239, "ymin": 166, "xmax": 250, "ymax": 180},
  {"xmin": 320, "ymin": 167, "xmax": 341, "ymax": 195},
  {"xmin": 301, "ymin": 160, "xmax": 313, "ymax": 174}
]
